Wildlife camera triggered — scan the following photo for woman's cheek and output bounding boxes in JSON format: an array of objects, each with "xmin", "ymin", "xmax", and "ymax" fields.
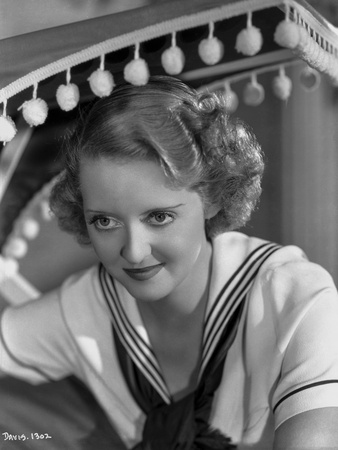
[
  {"xmin": 90, "ymin": 233, "xmax": 121, "ymax": 264},
  {"xmin": 164, "ymin": 232, "xmax": 202, "ymax": 265}
]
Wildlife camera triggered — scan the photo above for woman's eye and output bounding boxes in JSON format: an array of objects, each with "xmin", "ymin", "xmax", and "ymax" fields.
[
  {"xmin": 147, "ymin": 212, "xmax": 175, "ymax": 226},
  {"xmin": 90, "ymin": 217, "xmax": 120, "ymax": 230}
]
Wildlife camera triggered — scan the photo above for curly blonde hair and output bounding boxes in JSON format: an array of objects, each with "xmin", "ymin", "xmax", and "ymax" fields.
[{"xmin": 50, "ymin": 76, "xmax": 264, "ymax": 245}]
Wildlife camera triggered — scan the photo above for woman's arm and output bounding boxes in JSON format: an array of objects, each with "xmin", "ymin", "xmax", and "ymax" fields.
[
  {"xmin": 0, "ymin": 289, "xmax": 77, "ymax": 383},
  {"xmin": 260, "ymin": 255, "xmax": 338, "ymax": 448},
  {"xmin": 274, "ymin": 407, "xmax": 338, "ymax": 449}
]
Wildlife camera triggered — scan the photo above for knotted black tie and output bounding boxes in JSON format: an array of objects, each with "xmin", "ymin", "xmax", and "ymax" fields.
[{"xmin": 114, "ymin": 302, "xmax": 241, "ymax": 450}]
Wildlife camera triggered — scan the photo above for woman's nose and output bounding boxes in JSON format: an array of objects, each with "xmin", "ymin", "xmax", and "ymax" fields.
[{"xmin": 120, "ymin": 226, "xmax": 151, "ymax": 264}]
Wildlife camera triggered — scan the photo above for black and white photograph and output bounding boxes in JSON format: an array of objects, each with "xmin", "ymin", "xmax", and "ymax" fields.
[{"xmin": 1, "ymin": 1, "xmax": 338, "ymax": 448}]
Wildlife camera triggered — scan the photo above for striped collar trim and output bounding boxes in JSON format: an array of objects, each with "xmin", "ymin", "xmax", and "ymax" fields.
[
  {"xmin": 99, "ymin": 241, "xmax": 281, "ymax": 403},
  {"xmin": 99, "ymin": 266, "xmax": 170, "ymax": 403},
  {"xmin": 201, "ymin": 242, "xmax": 281, "ymax": 374}
]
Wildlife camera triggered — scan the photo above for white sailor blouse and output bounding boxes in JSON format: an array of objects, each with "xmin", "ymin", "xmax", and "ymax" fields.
[{"xmin": 1, "ymin": 231, "xmax": 338, "ymax": 449}]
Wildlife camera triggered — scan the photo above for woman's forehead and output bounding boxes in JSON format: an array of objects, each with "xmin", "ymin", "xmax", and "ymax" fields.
[
  {"xmin": 79, "ymin": 157, "xmax": 199, "ymax": 212},
  {"xmin": 80, "ymin": 158, "xmax": 170, "ymax": 194}
]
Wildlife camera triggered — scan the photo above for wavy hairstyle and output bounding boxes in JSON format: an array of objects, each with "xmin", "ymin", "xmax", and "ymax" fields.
[{"xmin": 50, "ymin": 76, "xmax": 264, "ymax": 245}]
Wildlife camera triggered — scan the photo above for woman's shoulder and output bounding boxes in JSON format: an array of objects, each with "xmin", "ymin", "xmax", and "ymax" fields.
[
  {"xmin": 214, "ymin": 231, "xmax": 335, "ymax": 291},
  {"xmin": 59, "ymin": 264, "xmax": 101, "ymax": 295},
  {"xmin": 2, "ymin": 264, "xmax": 102, "ymax": 331},
  {"xmin": 213, "ymin": 232, "xmax": 338, "ymax": 332},
  {"xmin": 212, "ymin": 231, "xmax": 272, "ymax": 274},
  {"xmin": 213, "ymin": 230, "xmax": 282, "ymax": 265},
  {"xmin": 258, "ymin": 243, "xmax": 336, "ymax": 300},
  {"xmin": 228, "ymin": 233, "xmax": 338, "ymax": 350},
  {"xmin": 58, "ymin": 264, "xmax": 107, "ymax": 318}
]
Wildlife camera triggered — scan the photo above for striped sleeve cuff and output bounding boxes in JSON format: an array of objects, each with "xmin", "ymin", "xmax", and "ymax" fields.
[{"xmin": 274, "ymin": 380, "xmax": 338, "ymax": 429}]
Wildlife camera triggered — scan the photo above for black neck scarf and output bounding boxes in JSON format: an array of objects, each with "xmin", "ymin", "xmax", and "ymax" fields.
[
  {"xmin": 114, "ymin": 302, "xmax": 241, "ymax": 450},
  {"xmin": 102, "ymin": 242, "xmax": 281, "ymax": 450}
]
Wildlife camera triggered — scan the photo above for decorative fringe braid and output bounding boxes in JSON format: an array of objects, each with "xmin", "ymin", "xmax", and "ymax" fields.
[
  {"xmin": 0, "ymin": 115, "xmax": 17, "ymax": 143},
  {"xmin": 223, "ymin": 81, "xmax": 239, "ymax": 113},
  {"xmin": 1, "ymin": 177, "xmax": 56, "ymax": 272},
  {"xmin": 198, "ymin": 22, "xmax": 224, "ymax": 66},
  {"xmin": 56, "ymin": 68, "xmax": 80, "ymax": 111},
  {"xmin": 235, "ymin": 12, "xmax": 263, "ymax": 56},
  {"xmin": 124, "ymin": 43, "xmax": 150, "ymax": 86},
  {"xmin": 56, "ymin": 82, "xmax": 80, "ymax": 111},
  {"xmin": 243, "ymin": 73, "xmax": 265, "ymax": 106},
  {"xmin": 88, "ymin": 55, "xmax": 115, "ymax": 97},
  {"xmin": 1, "ymin": 1, "xmax": 337, "ymax": 143},
  {"xmin": 161, "ymin": 32, "xmax": 185, "ymax": 75},
  {"xmin": 272, "ymin": 66, "xmax": 293, "ymax": 100},
  {"xmin": 18, "ymin": 84, "xmax": 48, "ymax": 127}
]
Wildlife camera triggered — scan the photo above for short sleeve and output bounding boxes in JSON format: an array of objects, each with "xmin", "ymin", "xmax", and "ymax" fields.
[
  {"xmin": 268, "ymin": 260, "xmax": 338, "ymax": 428},
  {"xmin": 0, "ymin": 290, "xmax": 78, "ymax": 384}
]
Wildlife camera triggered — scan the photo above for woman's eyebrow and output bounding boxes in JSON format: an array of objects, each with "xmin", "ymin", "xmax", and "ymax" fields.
[
  {"xmin": 84, "ymin": 209, "xmax": 110, "ymax": 214},
  {"xmin": 142, "ymin": 204, "xmax": 185, "ymax": 215},
  {"xmin": 84, "ymin": 204, "xmax": 185, "ymax": 215}
]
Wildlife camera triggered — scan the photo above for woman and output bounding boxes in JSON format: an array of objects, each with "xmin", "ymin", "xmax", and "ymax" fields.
[{"xmin": 1, "ymin": 76, "xmax": 338, "ymax": 449}]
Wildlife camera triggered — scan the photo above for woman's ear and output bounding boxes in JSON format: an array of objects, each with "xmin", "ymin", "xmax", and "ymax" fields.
[{"xmin": 205, "ymin": 204, "xmax": 220, "ymax": 220}]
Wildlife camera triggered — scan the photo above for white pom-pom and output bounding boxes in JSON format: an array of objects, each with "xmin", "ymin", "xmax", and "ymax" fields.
[
  {"xmin": 56, "ymin": 83, "xmax": 80, "ymax": 111},
  {"xmin": 273, "ymin": 70, "xmax": 293, "ymax": 100},
  {"xmin": 124, "ymin": 58, "xmax": 150, "ymax": 86},
  {"xmin": 198, "ymin": 37, "xmax": 224, "ymax": 65},
  {"xmin": 161, "ymin": 46, "xmax": 185, "ymax": 75},
  {"xmin": 88, "ymin": 69, "xmax": 115, "ymax": 97},
  {"xmin": 224, "ymin": 83, "xmax": 239, "ymax": 113},
  {"xmin": 0, "ymin": 258, "xmax": 19, "ymax": 282},
  {"xmin": 300, "ymin": 66, "xmax": 321, "ymax": 91},
  {"xmin": 21, "ymin": 218, "xmax": 40, "ymax": 240},
  {"xmin": 274, "ymin": 20, "xmax": 300, "ymax": 49},
  {"xmin": 235, "ymin": 26, "xmax": 263, "ymax": 56},
  {"xmin": 243, "ymin": 77, "xmax": 265, "ymax": 106},
  {"xmin": 3, "ymin": 237, "xmax": 28, "ymax": 259},
  {"xmin": 20, "ymin": 98, "xmax": 48, "ymax": 126},
  {"xmin": 0, "ymin": 115, "xmax": 17, "ymax": 142}
]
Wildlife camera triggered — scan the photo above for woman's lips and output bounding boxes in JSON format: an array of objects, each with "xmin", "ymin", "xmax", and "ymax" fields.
[{"xmin": 123, "ymin": 264, "xmax": 164, "ymax": 281}]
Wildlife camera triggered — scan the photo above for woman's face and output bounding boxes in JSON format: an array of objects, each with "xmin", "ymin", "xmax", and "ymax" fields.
[{"xmin": 80, "ymin": 157, "xmax": 213, "ymax": 303}]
